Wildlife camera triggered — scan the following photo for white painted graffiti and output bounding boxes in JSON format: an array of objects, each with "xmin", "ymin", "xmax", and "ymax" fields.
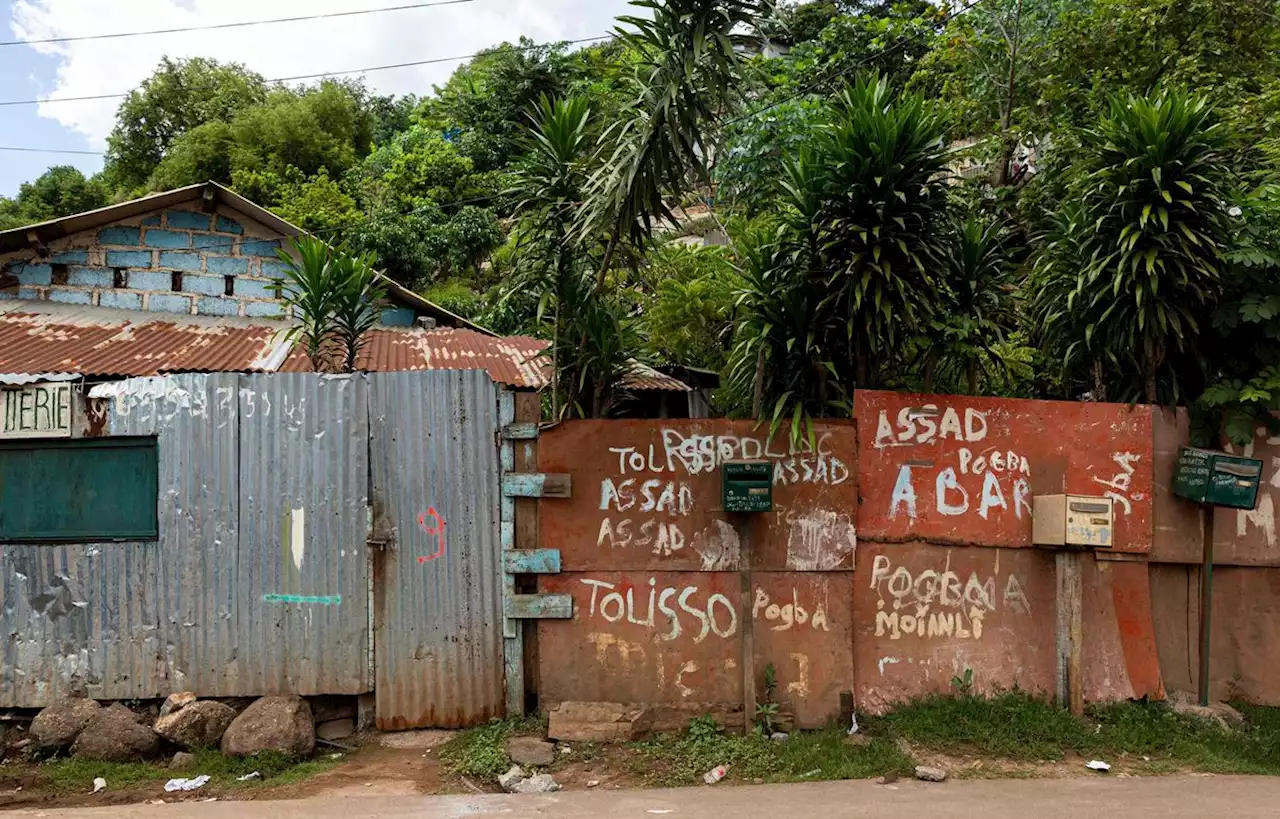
[
  {"xmin": 1226, "ymin": 432, "xmax": 1280, "ymax": 549},
  {"xmin": 581, "ymin": 578, "xmax": 739, "ymax": 642},
  {"xmin": 781, "ymin": 508, "xmax": 856, "ymax": 570},
  {"xmin": 874, "ymin": 404, "xmax": 989, "ymax": 449},
  {"xmin": 1091, "ymin": 451, "xmax": 1144, "ymax": 516},
  {"xmin": 868, "ymin": 554, "xmax": 1031, "ymax": 642},
  {"xmin": 596, "ymin": 518, "xmax": 687, "ymax": 557},
  {"xmin": 599, "ymin": 478, "xmax": 695, "ymax": 515},
  {"xmin": 751, "ymin": 587, "xmax": 830, "ymax": 632},
  {"xmin": 605, "ymin": 429, "xmax": 849, "ymax": 486},
  {"xmin": 889, "ymin": 461, "xmax": 1032, "ymax": 522}
]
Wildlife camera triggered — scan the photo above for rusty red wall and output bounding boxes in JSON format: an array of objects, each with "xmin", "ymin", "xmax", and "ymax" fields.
[{"xmin": 535, "ymin": 396, "xmax": 1280, "ymax": 722}]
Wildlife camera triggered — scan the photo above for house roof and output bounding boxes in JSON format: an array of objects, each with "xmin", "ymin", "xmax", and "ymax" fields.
[{"xmin": 0, "ymin": 181, "xmax": 489, "ymax": 334}]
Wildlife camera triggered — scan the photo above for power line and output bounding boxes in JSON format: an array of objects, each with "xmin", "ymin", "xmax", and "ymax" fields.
[
  {"xmin": 0, "ymin": 146, "xmax": 102, "ymax": 156},
  {"xmin": 1, "ymin": 0, "xmax": 478, "ymax": 48},
  {"xmin": 0, "ymin": 35, "xmax": 613, "ymax": 107}
]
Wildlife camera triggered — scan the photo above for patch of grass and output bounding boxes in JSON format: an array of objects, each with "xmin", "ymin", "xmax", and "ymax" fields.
[
  {"xmin": 438, "ymin": 716, "xmax": 548, "ymax": 780},
  {"xmin": 627, "ymin": 716, "xmax": 912, "ymax": 787},
  {"xmin": 876, "ymin": 690, "xmax": 1280, "ymax": 775},
  {"xmin": 36, "ymin": 749, "xmax": 336, "ymax": 794}
]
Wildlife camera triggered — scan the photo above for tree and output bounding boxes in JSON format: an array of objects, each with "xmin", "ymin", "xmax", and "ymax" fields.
[
  {"xmin": 633, "ymin": 244, "xmax": 743, "ymax": 371},
  {"xmin": 0, "ymin": 166, "xmax": 109, "ymax": 229},
  {"xmin": 105, "ymin": 57, "xmax": 267, "ymax": 193},
  {"xmin": 1034, "ymin": 88, "xmax": 1234, "ymax": 404},
  {"xmin": 147, "ymin": 121, "xmax": 236, "ymax": 191}
]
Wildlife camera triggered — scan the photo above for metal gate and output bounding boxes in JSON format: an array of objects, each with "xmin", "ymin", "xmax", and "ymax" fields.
[{"xmin": 369, "ymin": 371, "xmax": 505, "ymax": 729}]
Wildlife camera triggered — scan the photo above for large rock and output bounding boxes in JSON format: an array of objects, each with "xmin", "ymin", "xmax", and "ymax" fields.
[
  {"xmin": 547, "ymin": 702, "xmax": 650, "ymax": 743},
  {"xmin": 220, "ymin": 695, "xmax": 315, "ymax": 758},
  {"xmin": 154, "ymin": 701, "xmax": 237, "ymax": 749},
  {"xmin": 1168, "ymin": 691, "xmax": 1246, "ymax": 731},
  {"xmin": 159, "ymin": 692, "xmax": 197, "ymax": 719},
  {"xmin": 506, "ymin": 736, "xmax": 555, "ymax": 767},
  {"xmin": 72, "ymin": 706, "xmax": 161, "ymax": 762},
  {"xmin": 30, "ymin": 698, "xmax": 101, "ymax": 754}
]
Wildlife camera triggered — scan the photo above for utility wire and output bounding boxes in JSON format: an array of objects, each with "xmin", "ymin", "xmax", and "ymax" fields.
[
  {"xmin": 0, "ymin": 35, "xmax": 613, "ymax": 107},
  {"xmin": 1, "ymin": 0, "xmax": 477, "ymax": 48},
  {"xmin": 0, "ymin": 145, "xmax": 103, "ymax": 155}
]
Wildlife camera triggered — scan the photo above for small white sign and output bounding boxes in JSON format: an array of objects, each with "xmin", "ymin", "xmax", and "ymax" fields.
[{"xmin": 1, "ymin": 382, "xmax": 73, "ymax": 439}]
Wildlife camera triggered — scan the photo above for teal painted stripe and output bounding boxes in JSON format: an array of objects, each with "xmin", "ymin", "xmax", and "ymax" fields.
[{"xmin": 263, "ymin": 594, "xmax": 342, "ymax": 606}]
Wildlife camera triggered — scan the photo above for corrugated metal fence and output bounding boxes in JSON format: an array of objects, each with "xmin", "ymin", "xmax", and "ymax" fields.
[{"xmin": 0, "ymin": 371, "xmax": 503, "ymax": 725}]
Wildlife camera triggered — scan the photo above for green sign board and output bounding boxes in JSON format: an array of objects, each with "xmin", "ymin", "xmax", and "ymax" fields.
[
  {"xmin": 723, "ymin": 460, "xmax": 772, "ymax": 513},
  {"xmin": 1172, "ymin": 447, "xmax": 1264, "ymax": 510}
]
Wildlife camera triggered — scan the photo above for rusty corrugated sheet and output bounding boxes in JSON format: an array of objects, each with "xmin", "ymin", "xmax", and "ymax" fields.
[
  {"xmin": 370, "ymin": 370, "xmax": 505, "ymax": 729},
  {"xmin": 0, "ymin": 373, "xmax": 371, "ymax": 706},
  {"xmin": 622, "ymin": 361, "xmax": 693, "ymax": 391},
  {"xmin": 0, "ymin": 310, "xmax": 286, "ymax": 377}
]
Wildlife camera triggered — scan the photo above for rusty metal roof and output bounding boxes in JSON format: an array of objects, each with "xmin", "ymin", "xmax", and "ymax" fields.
[{"xmin": 0, "ymin": 302, "xmax": 691, "ymax": 392}]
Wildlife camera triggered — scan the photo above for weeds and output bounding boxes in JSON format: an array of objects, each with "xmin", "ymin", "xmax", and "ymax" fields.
[
  {"xmin": 34, "ymin": 749, "xmax": 334, "ymax": 794},
  {"xmin": 438, "ymin": 716, "xmax": 548, "ymax": 780}
]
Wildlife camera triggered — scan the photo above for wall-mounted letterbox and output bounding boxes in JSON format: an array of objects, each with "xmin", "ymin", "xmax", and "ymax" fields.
[
  {"xmin": 1032, "ymin": 494, "xmax": 1114, "ymax": 548},
  {"xmin": 723, "ymin": 460, "xmax": 772, "ymax": 513},
  {"xmin": 1172, "ymin": 447, "xmax": 1264, "ymax": 510}
]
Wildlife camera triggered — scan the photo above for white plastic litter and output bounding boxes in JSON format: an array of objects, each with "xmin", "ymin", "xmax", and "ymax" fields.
[
  {"xmin": 1085, "ymin": 760, "xmax": 1112, "ymax": 772},
  {"xmin": 848, "ymin": 712, "xmax": 860, "ymax": 735},
  {"xmin": 92, "ymin": 778, "xmax": 106, "ymax": 794},
  {"xmin": 164, "ymin": 775, "xmax": 211, "ymax": 793},
  {"xmin": 235, "ymin": 772, "xmax": 261, "ymax": 782},
  {"xmin": 703, "ymin": 765, "xmax": 729, "ymax": 785}
]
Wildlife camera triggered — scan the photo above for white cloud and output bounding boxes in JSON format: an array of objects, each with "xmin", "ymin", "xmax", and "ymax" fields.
[{"xmin": 8, "ymin": 0, "xmax": 635, "ymax": 149}]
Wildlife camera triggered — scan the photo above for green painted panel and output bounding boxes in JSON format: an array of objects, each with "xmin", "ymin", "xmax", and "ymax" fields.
[
  {"xmin": 1172, "ymin": 446, "xmax": 1263, "ymax": 510},
  {"xmin": 723, "ymin": 460, "xmax": 772, "ymax": 513},
  {"xmin": 0, "ymin": 437, "xmax": 158, "ymax": 542}
]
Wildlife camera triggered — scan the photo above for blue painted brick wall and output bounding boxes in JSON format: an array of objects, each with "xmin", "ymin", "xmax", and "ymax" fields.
[
  {"xmin": 127, "ymin": 269, "xmax": 173, "ymax": 291},
  {"xmin": 15, "ymin": 264, "xmax": 52, "ymax": 286},
  {"xmin": 380, "ymin": 307, "xmax": 416, "ymax": 327},
  {"xmin": 159, "ymin": 251, "xmax": 202, "ymax": 271},
  {"xmin": 215, "ymin": 215, "xmax": 243, "ymax": 234},
  {"xmin": 191, "ymin": 234, "xmax": 236, "ymax": 251},
  {"xmin": 143, "ymin": 229, "xmax": 190, "ymax": 249},
  {"xmin": 241, "ymin": 239, "xmax": 281, "ymax": 257},
  {"xmin": 182, "ymin": 274, "xmax": 224, "ymax": 296},
  {"xmin": 244, "ymin": 300, "xmax": 284, "ymax": 318},
  {"xmin": 233, "ymin": 277, "xmax": 277, "ymax": 299},
  {"xmin": 18, "ymin": 286, "xmax": 44, "ymax": 300},
  {"xmin": 141, "ymin": 215, "xmax": 161, "ymax": 226},
  {"xmin": 67, "ymin": 267, "xmax": 113, "ymax": 288},
  {"xmin": 147, "ymin": 293, "xmax": 192, "ymax": 314},
  {"xmin": 196, "ymin": 296, "xmax": 241, "ymax": 317},
  {"xmin": 49, "ymin": 250, "xmax": 89, "ymax": 265},
  {"xmin": 206, "ymin": 256, "xmax": 249, "ymax": 275},
  {"xmin": 99, "ymin": 290, "xmax": 143, "ymax": 311},
  {"xmin": 166, "ymin": 210, "xmax": 212, "ymax": 231},
  {"xmin": 106, "ymin": 250, "xmax": 152, "ymax": 269},
  {"xmin": 47, "ymin": 288, "xmax": 92, "ymax": 305},
  {"xmin": 259, "ymin": 260, "xmax": 288, "ymax": 279},
  {"xmin": 98, "ymin": 226, "xmax": 141, "ymax": 245}
]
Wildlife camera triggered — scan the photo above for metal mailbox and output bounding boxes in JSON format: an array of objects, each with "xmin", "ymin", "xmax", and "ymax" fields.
[
  {"xmin": 1033, "ymin": 494, "xmax": 1114, "ymax": 548},
  {"xmin": 1172, "ymin": 447, "xmax": 1264, "ymax": 510},
  {"xmin": 722, "ymin": 460, "xmax": 772, "ymax": 513}
]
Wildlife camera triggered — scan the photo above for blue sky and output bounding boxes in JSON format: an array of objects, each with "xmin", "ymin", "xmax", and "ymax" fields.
[
  {"xmin": 1, "ymin": 0, "xmax": 103, "ymax": 197},
  {"xmin": 0, "ymin": 0, "xmax": 633, "ymax": 200}
]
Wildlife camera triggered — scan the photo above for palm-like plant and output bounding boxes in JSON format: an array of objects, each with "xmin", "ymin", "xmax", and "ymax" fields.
[
  {"xmin": 329, "ymin": 248, "xmax": 387, "ymax": 373},
  {"xmin": 1063, "ymin": 88, "xmax": 1233, "ymax": 403},
  {"xmin": 580, "ymin": 0, "xmax": 769, "ymax": 282},
  {"xmin": 921, "ymin": 217, "xmax": 1018, "ymax": 394},
  {"xmin": 273, "ymin": 237, "xmax": 338, "ymax": 370}
]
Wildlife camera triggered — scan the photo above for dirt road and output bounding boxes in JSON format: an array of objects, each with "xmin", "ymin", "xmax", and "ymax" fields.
[{"xmin": 9, "ymin": 775, "xmax": 1280, "ymax": 818}]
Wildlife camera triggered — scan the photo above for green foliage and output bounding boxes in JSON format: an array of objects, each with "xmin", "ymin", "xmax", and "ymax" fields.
[
  {"xmin": 35, "ymin": 749, "xmax": 333, "ymax": 794},
  {"xmin": 105, "ymin": 57, "xmax": 268, "ymax": 193},
  {"xmin": 270, "ymin": 237, "xmax": 385, "ymax": 372},
  {"xmin": 633, "ymin": 244, "xmax": 742, "ymax": 371},
  {"xmin": 273, "ymin": 168, "xmax": 362, "ymax": 234},
  {"xmin": 439, "ymin": 716, "xmax": 547, "ymax": 779},
  {"xmin": 0, "ymin": 166, "xmax": 109, "ymax": 230},
  {"xmin": 1036, "ymin": 88, "xmax": 1233, "ymax": 404},
  {"xmin": 147, "ymin": 121, "xmax": 236, "ymax": 191}
]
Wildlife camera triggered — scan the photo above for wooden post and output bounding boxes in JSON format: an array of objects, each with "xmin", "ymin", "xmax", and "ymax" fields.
[
  {"xmin": 736, "ymin": 517, "xmax": 755, "ymax": 735},
  {"xmin": 1198, "ymin": 506, "xmax": 1216, "ymax": 707},
  {"xmin": 1055, "ymin": 550, "xmax": 1084, "ymax": 716}
]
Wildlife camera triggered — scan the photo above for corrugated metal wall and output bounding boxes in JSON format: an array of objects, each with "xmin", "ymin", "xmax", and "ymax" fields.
[
  {"xmin": 370, "ymin": 370, "xmax": 504, "ymax": 729},
  {"xmin": 0, "ymin": 373, "xmax": 383, "ymax": 706}
]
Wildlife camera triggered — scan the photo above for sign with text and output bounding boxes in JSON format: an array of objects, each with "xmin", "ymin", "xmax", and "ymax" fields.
[{"xmin": 1, "ymin": 382, "xmax": 73, "ymax": 439}]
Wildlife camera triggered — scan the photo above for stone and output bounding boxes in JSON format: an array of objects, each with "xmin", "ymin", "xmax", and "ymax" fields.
[
  {"xmin": 159, "ymin": 692, "xmax": 197, "ymax": 719},
  {"xmin": 155, "ymin": 701, "xmax": 236, "ymax": 750},
  {"xmin": 512, "ymin": 774, "xmax": 560, "ymax": 794},
  {"xmin": 316, "ymin": 718, "xmax": 356, "ymax": 741},
  {"xmin": 498, "ymin": 765, "xmax": 526, "ymax": 792},
  {"xmin": 769, "ymin": 732, "xmax": 789, "ymax": 742},
  {"xmin": 915, "ymin": 765, "xmax": 948, "ymax": 783},
  {"xmin": 73, "ymin": 706, "xmax": 161, "ymax": 762},
  {"xmin": 170, "ymin": 752, "xmax": 196, "ymax": 770},
  {"xmin": 548, "ymin": 702, "xmax": 650, "ymax": 743},
  {"xmin": 1168, "ymin": 691, "xmax": 1246, "ymax": 731},
  {"xmin": 506, "ymin": 736, "xmax": 555, "ymax": 767},
  {"xmin": 878, "ymin": 771, "xmax": 900, "ymax": 785},
  {"xmin": 30, "ymin": 698, "xmax": 101, "ymax": 754},
  {"xmin": 220, "ymin": 696, "xmax": 315, "ymax": 758}
]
